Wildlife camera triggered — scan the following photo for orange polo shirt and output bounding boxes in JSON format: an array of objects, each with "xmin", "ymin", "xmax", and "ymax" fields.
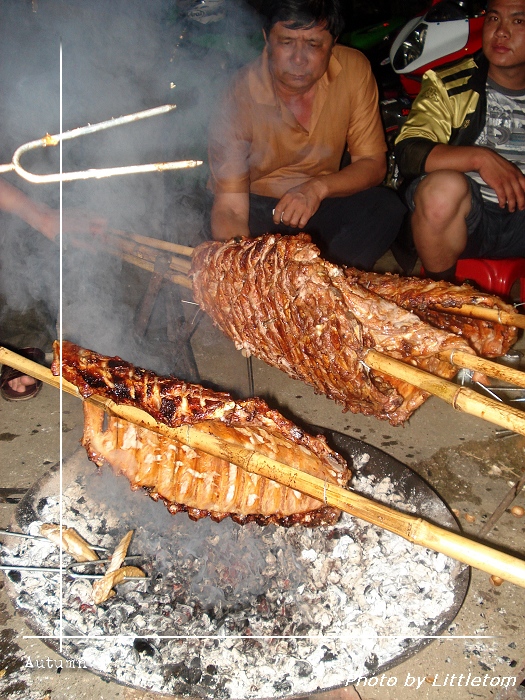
[{"xmin": 208, "ymin": 44, "xmax": 387, "ymax": 198}]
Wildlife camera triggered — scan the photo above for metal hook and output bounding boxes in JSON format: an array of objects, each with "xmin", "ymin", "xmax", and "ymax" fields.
[
  {"xmin": 0, "ymin": 105, "xmax": 202, "ymax": 183},
  {"xmin": 67, "ymin": 556, "xmax": 146, "ymax": 580}
]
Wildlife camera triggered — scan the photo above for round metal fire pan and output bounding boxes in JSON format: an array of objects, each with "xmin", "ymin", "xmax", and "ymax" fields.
[{"xmin": 7, "ymin": 428, "xmax": 469, "ymax": 700}]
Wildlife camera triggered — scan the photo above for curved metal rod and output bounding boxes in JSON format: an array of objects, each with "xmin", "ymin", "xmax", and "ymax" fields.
[{"xmin": 0, "ymin": 104, "xmax": 203, "ymax": 183}]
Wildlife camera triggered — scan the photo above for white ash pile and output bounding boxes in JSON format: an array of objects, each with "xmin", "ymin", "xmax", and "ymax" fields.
[{"xmin": 0, "ymin": 455, "xmax": 466, "ymax": 699}]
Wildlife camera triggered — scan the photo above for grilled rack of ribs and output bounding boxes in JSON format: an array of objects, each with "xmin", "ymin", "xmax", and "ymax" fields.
[
  {"xmin": 351, "ymin": 270, "xmax": 517, "ymax": 358},
  {"xmin": 53, "ymin": 341, "xmax": 351, "ymax": 526},
  {"xmin": 190, "ymin": 234, "xmax": 478, "ymax": 426}
]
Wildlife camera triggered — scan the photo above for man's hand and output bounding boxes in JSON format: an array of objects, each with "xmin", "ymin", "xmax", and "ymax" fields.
[
  {"xmin": 426, "ymin": 144, "xmax": 525, "ymax": 211},
  {"xmin": 272, "ymin": 178, "xmax": 327, "ymax": 229},
  {"xmin": 273, "ymin": 154, "xmax": 386, "ymax": 229},
  {"xmin": 476, "ymin": 147, "xmax": 525, "ymax": 212}
]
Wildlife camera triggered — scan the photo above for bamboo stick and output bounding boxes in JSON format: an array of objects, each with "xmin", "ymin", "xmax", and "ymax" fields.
[
  {"xmin": 108, "ymin": 228, "xmax": 194, "ymax": 258},
  {"xmin": 2, "ymin": 345, "xmax": 525, "ymax": 588},
  {"xmin": 440, "ymin": 349, "xmax": 525, "ymax": 388},
  {"xmin": 71, "ymin": 229, "xmax": 525, "ymax": 334},
  {"xmin": 69, "ymin": 235, "xmax": 193, "ymax": 290},
  {"xmin": 364, "ymin": 349, "xmax": 525, "ymax": 435},
  {"xmin": 431, "ymin": 302, "xmax": 525, "ymax": 330},
  {"xmin": 102, "ymin": 232, "xmax": 192, "ymax": 274},
  {"xmin": 117, "ymin": 252, "xmax": 193, "ymax": 289}
]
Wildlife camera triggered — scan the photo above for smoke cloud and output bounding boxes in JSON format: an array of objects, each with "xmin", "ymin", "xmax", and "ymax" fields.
[{"xmin": 0, "ymin": 0, "xmax": 262, "ymax": 374}]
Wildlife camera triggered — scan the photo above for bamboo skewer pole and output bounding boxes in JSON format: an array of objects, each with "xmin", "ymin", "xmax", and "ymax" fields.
[
  {"xmin": 70, "ymin": 229, "xmax": 525, "ymax": 332},
  {"xmin": 69, "ymin": 235, "xmax": 193, "ymax": 290},
  {"xmin": 67, "ymin": 227, "xmax": 525, "ymax": 330},
  {"xmin": 364, "ymin": 349, "xmax": 525, "ymax": 435},
  {"xmin": 439, "ymin": 349, "xmax": 525, "ymax": 388},
  {"xmin": 431, "ymin": 302, "xmax": 525, "ymax": 330},
  {"xmin": 104, "ymin": 233, "xmax": 192, "ymax": 273},
  {"xmin": 108, "ymin": 228, "xmax": 194, "ymax": 258},
  {"xmin": 117, "ymin": 253, "xmax": 193, "ymax": 290},
  {"xmin": 2, "ymin": 346, "xmax": 525, "ymax": 588}
]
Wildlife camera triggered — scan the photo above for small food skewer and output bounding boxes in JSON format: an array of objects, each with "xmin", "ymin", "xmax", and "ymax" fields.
[{"xmin": 2, "ymin": 346, "xmax": 525, "ymax": 589}]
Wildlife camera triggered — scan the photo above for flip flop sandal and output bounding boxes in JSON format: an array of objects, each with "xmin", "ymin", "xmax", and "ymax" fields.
[{"xmin": 0, "ymin": 347, "xmax": 45, "ymax": 402}]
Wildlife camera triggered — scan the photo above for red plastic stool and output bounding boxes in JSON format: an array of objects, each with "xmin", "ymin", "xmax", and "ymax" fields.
[{"xmin": 454, "ymin": 258, "xmax": 525, "ymax": 302}]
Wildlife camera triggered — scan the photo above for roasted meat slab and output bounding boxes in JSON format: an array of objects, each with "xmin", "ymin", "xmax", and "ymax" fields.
[
  {"xmin": 351, "ymin": 270, "xmax": 517, "ymax": 358},
  {"xmin": 53, "ymin": 341, "xmax": 350, "ymax": 526},
  {"xmin": 190, "ymin": 234, "xmax": 477, "ymax": 425}
]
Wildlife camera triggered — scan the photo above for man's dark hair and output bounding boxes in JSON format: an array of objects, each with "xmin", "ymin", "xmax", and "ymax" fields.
[{"xmin": 262, "ymin": 0, "xmax": 345, "ymax": 39}]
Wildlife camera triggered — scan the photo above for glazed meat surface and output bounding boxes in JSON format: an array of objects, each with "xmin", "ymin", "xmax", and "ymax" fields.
[
  {"xmin": 190, "ymin": 234, "xmax": 477, "ymax": 425},
  {"xmin": 53, "ymin": 341, "xmax": 350, "ymax": 526},
  {"xmin": 352, "ymin": 270, "xmax": 517, "ymax": 358}
]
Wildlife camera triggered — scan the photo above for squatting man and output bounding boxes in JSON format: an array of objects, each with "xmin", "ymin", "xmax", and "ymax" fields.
[{"xmin": 395, "ymin": 0, "xmax": 525, "ymax": 281}]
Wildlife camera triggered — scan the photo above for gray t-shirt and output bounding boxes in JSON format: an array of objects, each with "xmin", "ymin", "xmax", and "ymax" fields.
[{"xmin": 468, "ymin": 77, "xmax": 525, "ymax": 203}]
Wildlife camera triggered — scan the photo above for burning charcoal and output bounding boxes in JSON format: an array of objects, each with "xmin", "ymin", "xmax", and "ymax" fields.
[
  {"xmin": 273, "ymin": 678, "xmax": 292, "ymax": 694},
  {"xmin": 105, "ymin": 605, "xmax": 128, "ymax": 627},
  {"xmin": 15, "ymin": 591, "xmax": 33, "ymax": 608},
  {"xmin": 133, "ymin": 638, "xmax": 156, "ymax": 657},
  {"xmin": 294, "ymin": 660, "xmax": 313, "ymax": 677},
  {"xmin": 169, "ymin": 661, "xmax": 202, "ymax": 685},
  {"xmin": 322, "ymin": 646, "xmax": 337, "ymax": 662},
  {"xmin": 201, "ymin": 673, "xmax": 218, "ymax": 688},
  {"xmin": 1, "ymin": 454, "xmax": 465, "ymax": 699},
  {"xmin": 7, "ymin": 570, "xmax": 21, "ymax": 584},
  {"xmin": 170, "ymin": 603, "xmax": 193, "ymax": 625},
  {"xmin": 364, "ymin": 652, "xmax": 379, "ymax": 672},
  {"xmin": 69, "ymin": 579, "xmax": 95, "ymax": 604},
  {"xmin": 131, "ymin": 614, "xmax": 147, "ymax": 630},
  {"xmin": 37, "ymin": 496, "xmax": 55, "ymax": 514}
]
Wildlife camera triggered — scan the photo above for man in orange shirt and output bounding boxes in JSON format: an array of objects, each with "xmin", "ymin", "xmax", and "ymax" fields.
[{"xmin": 207, "ymin": 0, "xmax": 406, "ymax": 269}]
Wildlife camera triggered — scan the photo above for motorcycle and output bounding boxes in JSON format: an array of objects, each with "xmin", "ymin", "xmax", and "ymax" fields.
[
  {"xmin": 389, "ymin": 0, "xmax": 485, "ymax": 98},
  {"xmin": 380, "ymin": 0, "xmax": 486, "ymax": 186}
]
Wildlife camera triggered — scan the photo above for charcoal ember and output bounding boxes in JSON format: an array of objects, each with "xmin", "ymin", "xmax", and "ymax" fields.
[
  {"xmin": 69, "ymin": 580, "xmax": 94, "ymax": 605},
  {"xmin": 15, "ymin": 591, "xmax": 32, "ymax": 608},
  {"xmin": 2, "ymin": 459, "xmax": 463, "ymax": 700},
  {"xmin": 133, "ymin": 638, "xmax": 156, "ymax": 657},
  {"xmin": 201, "ymin": 673, "xmax": 218, "ymax": 688},
  {"xmin": 273, "ymin": 678, "xmax": 292, "ymax": 693},
  {"xmin": 166, "ymin": 660, "xmax": 202, "ymax": 685},
  {"xmin": 256, "ymin": 594, "xmax": 272, "ymax": 619},
  {"xmin": 295, "ymin": 660, "xmax": 313, "ymax": 677},
  {"xmin": 365, "ymin": 653, "xmax": 379, "ymax": 672}
]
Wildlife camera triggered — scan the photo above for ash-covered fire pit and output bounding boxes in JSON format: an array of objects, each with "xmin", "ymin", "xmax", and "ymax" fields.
[{"xmin": 1, "ymin": 430, "xmax": 468, "ymax": 699}]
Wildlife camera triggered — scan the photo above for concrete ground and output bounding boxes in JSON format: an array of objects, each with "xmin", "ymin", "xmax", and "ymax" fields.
[{"xmin": 1, "ymin": 251, "xmax": 525, "ymax": 700}]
